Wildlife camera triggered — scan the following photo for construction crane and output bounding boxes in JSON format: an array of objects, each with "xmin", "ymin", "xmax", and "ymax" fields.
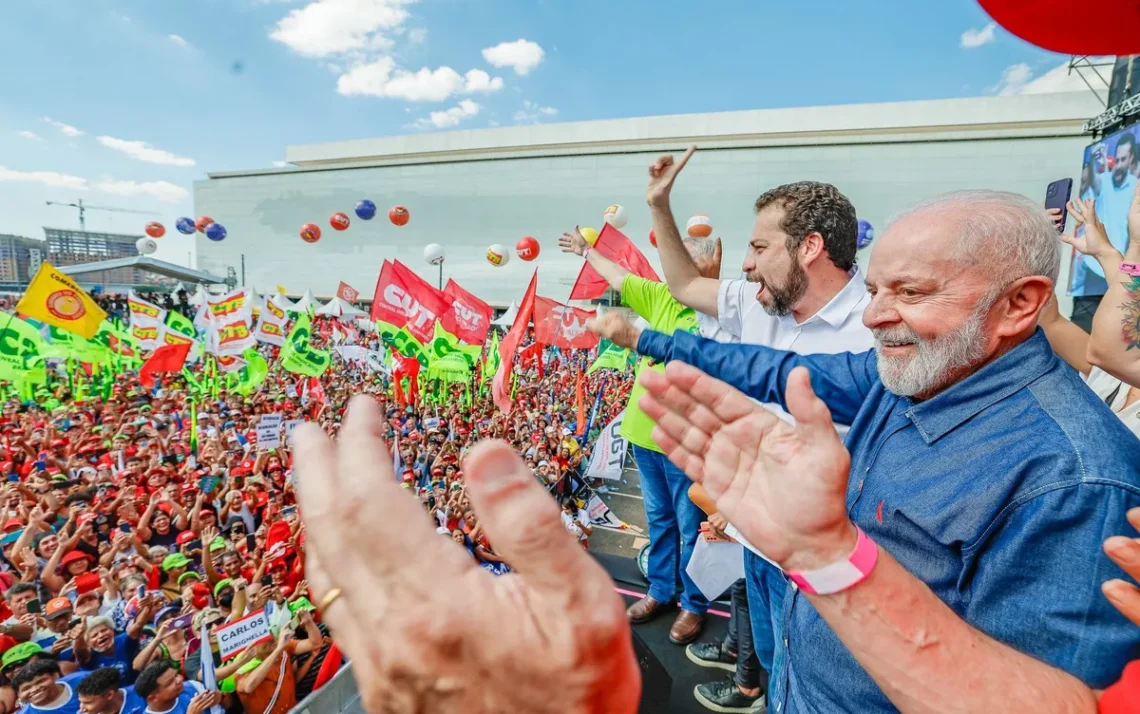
[{"xmin": 45, "ymin": 198, "xmax": 157, "ymax": 232}]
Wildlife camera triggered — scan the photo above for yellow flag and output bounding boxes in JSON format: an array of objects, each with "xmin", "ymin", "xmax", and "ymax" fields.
[
  {"xmin": 276, "ymin": 285, "xmax": 288, "ymax": 295},
  {"xmin": 16, "ymin": 263, "xmax": 107, "ymax": 339}
]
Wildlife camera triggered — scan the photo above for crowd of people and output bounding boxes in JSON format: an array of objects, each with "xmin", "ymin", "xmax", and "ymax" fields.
[{"xmin": 0, "ymin": 275, "xmax": 637, "ymax": 714}]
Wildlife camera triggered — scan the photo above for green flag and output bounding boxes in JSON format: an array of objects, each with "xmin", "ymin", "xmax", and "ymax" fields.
[
  {"xmin": 233, "ymin": 348, "xmax": 269, "ymax": 395},
  {"xmin": 483, "ymin": 331, "xmax": 500, "ymax": 381},
  {"xmin": 280, "ymin": 314, "xmax": 330, "ymax": 377},
  {"xmin": 0, "ymin": 314, "xmax": 46, "ymax": 377},
  {"xmin": 376, "ymin": 320, "xmax": 428, "ymax": 366},
  {"xmin": 587, "ymin": 339, "xmax": 632, "ymax": 374},
  {"xmin": 426, "ymin": 352, "xmax": 471, "ymax": 383},
  {"xmin": 164, "ymin": 310, "xmax": 196, "ymax": 339}
]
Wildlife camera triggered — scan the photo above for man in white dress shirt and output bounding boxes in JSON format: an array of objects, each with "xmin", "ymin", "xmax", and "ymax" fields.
[{"xmin": 643, "ymin": 146, "xmax": 873, "ymax": 711}]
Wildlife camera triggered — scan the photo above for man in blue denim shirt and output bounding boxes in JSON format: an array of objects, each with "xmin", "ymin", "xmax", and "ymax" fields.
[{"xmin": 593, "ymin": 190, "xmax": 1140, "ymax": 712}]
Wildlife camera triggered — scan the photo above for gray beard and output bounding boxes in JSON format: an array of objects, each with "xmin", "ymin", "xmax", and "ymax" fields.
[{"xmin": 873, "ymin": 300, "xmax": 992, "ymax": 398}]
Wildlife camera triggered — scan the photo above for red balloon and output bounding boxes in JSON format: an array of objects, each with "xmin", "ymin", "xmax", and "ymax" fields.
[
  {"xmin": 300, "ymin": 223, "xmax": 321, "ymax": 243},
  {"xmin": 145, "ymin": 222, "xmax": 165, "ymax": 238},
  {"xmin": 195, "ymin": 216, "xmax": 214, "ymax": 233},
  {"xmin": 330, "ymin": 212, "xmax": 350, "ymax": 231},
  {"xmin": 649, "ymin": 229, "xmax": 657, "ymax": 248},
  {"xmin": 389, "ymin": 206, "xmax": 409, "ymax": 226},
  {"xmin": 516, "ymin": 236, "xmax": 540, "ymax": 261}
]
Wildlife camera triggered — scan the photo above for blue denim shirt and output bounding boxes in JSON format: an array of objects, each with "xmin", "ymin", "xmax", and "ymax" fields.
[{"xmin": 638, "ymin": 328, "xmax": 1140, "ymax": 713}]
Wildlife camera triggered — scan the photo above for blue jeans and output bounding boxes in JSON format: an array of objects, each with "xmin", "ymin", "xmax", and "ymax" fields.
[
  {"xmin": 633, "ymin": 445, "xmax": 709, "ymax": 614},
  {"xmin": 744, "ymin": 548, "xmax": 787, "ymax": 681}
]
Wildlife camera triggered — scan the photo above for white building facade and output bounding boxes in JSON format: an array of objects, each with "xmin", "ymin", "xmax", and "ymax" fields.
[{"xmin": 194, "ymin": 92, "xmax": 1100, "ymax": 311}]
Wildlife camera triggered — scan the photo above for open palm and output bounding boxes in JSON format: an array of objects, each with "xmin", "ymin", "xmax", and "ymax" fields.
[
  {"xmin": 294, "ymin": 397, "xmax": 640, "ymax": 714},
  {"xmin": 638, "ymin": 362, "xmax": 855, "ymax": 570}
]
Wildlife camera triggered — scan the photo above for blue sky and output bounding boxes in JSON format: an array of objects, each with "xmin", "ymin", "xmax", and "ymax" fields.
[{"xmin": 0, "ymin": 0, "xmax": 1097, "ymax": 264}]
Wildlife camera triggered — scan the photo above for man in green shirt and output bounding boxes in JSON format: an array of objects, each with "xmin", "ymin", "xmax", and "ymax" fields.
[{"xmin": 559, "ymin": 227, "xmax": 721, "ymax": 644}]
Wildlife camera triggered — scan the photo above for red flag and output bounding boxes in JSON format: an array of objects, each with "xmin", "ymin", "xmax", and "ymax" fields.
[
  {"xmin": 392, "ymin": 349, "xmax": 421, "ymax": 405},
  {"xmin": 336, "ymin": 281, "xmax": 360, "ymax": 302},
  {"xmin": 533, "ymin": 296, "xmax": 599, "ymax": 349},
  {"xmin": 442, "ymin": 279, "xmax": 493, "ymax": 345},
  {"xmin": 575, "ymin": 372, "xmax": 585, "ymax": 436},
  {"xmin": 493, "ymin": 271, "xmax": 538, "ymax": 412},
  {"xmin": 569, "ymin": 224, "xmax": 660, "ymax": 300},
  {"xmin": 139, "ymin": 342, "xmax": 191, "ymax": 389},
  {"xmin": 370, "ymin": 260, "xmax": 450, "ymax": 343}
]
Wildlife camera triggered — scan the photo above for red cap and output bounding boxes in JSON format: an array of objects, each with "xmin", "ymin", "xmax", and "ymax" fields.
[
  {"xmin": 2, "ymin": 518, "xmax": 22, "ymax": 533},
  {"xmin": 59, "ymin": 550, "xmax": 91, "ymax": 567},
  {"xmin": 76, "ymin": 512, "xmax": 97, "ymax": 527},
  {"xmin": 175, "ymin": 530, "xmax": 197, "ymax": 546}
]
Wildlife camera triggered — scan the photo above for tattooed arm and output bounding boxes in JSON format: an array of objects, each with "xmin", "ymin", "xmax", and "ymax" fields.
[{"xmin": 1082, "ymin": 184, "xmax": 1140, "ymax": 385}]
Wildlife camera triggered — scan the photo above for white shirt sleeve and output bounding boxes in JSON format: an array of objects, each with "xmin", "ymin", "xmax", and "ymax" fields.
[{"xmin": 716, "ymin": 280, "xmax": 750, "ymax": 337}]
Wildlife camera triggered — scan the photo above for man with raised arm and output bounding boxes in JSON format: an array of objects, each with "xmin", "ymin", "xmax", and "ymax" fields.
[
  {"xmin": 643, "ymin": 145, "xmax": 873, "ymax": 695},
  {"xmin": 558, "ymin": 228, "xmax": 724, "ymax": 647}
]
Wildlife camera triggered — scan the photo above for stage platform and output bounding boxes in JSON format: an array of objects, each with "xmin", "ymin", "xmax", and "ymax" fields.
[{"xmin": 594, "ymin": 552, "xmax": 754, "ymax": 714}]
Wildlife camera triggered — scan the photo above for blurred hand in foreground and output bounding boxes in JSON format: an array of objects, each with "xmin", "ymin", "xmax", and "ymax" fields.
[{"xmin": 293, "ymin": 396, "xmax": 640, "ymax": 714}]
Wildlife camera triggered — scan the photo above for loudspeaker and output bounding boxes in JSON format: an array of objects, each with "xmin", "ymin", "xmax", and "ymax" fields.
[{"xmin": 631, "ymin": 628, "xmax": 672, "ymax": 713}]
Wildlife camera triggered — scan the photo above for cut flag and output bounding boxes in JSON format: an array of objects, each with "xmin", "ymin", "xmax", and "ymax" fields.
[
  {"xmin": 569, "ymin": 224, "xmax": 660, "ymax": 300},
  {"xmin": 139, "ymin": 342, "xmax": 192, "ymax": 389},
  {"xmin": 493, "ymin": 270, "xmax": 537, "ymax": 412},
  {"xmin": 16, "ymin": 263, "xmax": 108, "ymax": 339}
]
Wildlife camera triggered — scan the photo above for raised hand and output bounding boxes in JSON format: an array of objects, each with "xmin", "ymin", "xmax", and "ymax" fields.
[
  {"xmin": 647, "ymin": 145, "xmax": 696, "ymax": 208},
  {"xmin": 638, "ymin": 362, "xmax": 856, "ymax": 571},
  {"xmin": 294, "ymin": 396, "xmax": 639, "ymax": 714},
  {"xmin": 1061, "ymin": 197, "xmax": 1117, "ymax": 260},
  {"xmin": 586, "ymin": 313, "xmax": 642, "ymax": 351},
  {"xmin": 558, "ymin": 228, "xmax": 590, "ymax": 257}
]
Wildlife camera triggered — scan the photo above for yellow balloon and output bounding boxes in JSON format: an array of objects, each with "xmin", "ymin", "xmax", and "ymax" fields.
[{"xmin": 580, "ymin": 226, "xmax": 599, "ymax": 246}]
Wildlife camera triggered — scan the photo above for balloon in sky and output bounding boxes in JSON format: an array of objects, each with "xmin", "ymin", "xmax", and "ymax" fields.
[
  {"xmin": 330, "ymin": 212, "xmax": 350, "ymax": 231},
  {"xmin": 145, "ymin": 222, "xmax": 165, "ymax": 238},
  {"xmin": 195, "ymin": 216, "xmax": 214, "ymax": 233},
  {"xmin": 486, "ymin": 244, "xmax": 509, "ymax": 267},
  {"xmin": 300, "ymin": 223, "xmax": 321, "ymax": 243},
  {"xmin": 857, "ymin": 219, "xmax": 875, "ymax": 249},
  {"xmin": 686, "ymin": 215, "xmax": 712, "ymax": 238},
  {"xmin": 389, "ymin": 206, "xmax": 410, "ymax": 226},
  {"xmin": 516, "ymin": 236, "xmax": 539, "ymax": 261},
  {"xmin": 603, "ymin": 204, "xmax": 628, "ymax": 229},
  {"xmin": 175, "ymin": 217, "xmax": 196, "ymax": 235},
  {"xmin": 136, "ymin": 238, "xmax": 158, "ymax": 255},
  {"xmin": 579, "ymin": 226, "xmax": 599, "ymax": 246},
  {"xmin": 355, "ymin": 200, "xmax": 376, "ymax": 220},
  {"xmin": 205, "ymin": 223, "xmax": 227, "ymax": 242},
  {"xmin": 424, "ymin": 243, "xmax": 445, "ymax": 266}
]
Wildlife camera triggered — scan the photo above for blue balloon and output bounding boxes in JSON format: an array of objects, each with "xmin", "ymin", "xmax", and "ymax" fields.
[
  {"xmin": 856, "ymin": 219, "xmax": 874, "ymax": 250},
  {"xmin": 355, "ymin": 199, "xmax": 377, "ymax": 220},
  {"xmin": 175, "ymin": 217, "xmax": 196, "ymax": 235},
  {"xmin": 205, "ymin": 223, "xmax": 227, "ymax": 242}
]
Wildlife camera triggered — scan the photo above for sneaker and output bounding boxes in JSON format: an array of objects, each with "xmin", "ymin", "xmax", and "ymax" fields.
[
  {"xmin": 685, "ymin": 642, "xmax": 737, "ymax": 672},
  {"xmin": 693, "ymin": 678, "xmax": 765, "ymax": 713}
]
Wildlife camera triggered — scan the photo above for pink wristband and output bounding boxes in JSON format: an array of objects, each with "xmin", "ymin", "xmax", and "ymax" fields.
[{"xmin": 786, "ymin": 526, "xmax": 878, "ymax": 596}]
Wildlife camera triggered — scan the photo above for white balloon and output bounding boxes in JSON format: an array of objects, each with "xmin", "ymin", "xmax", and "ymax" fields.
[
  {"xmin": 424, "ymin": 243, "xmax": 445, "ymax": 266},
  {"xmin": 603, "ymin": 204, "xmax": 628, "ymax": 229},
  {"xmin": 486, "ymin": 244, "xmax": 509, "ymax": 267},
  {"xmin": 136, "ymin": 238, "xmax": 158, "ymax": 255}
]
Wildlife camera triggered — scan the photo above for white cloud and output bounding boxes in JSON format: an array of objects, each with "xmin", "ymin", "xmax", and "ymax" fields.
[
  {"xmin": 93, "ymin": 179, "xmax": 188, "ymax": 202},
  {"xmin": 269, "ymin": 0, "xmax": 412, "ymax": 58},
  {"xmin": 407, "ymin": 28, "xmax": 426, "ymax": 45},
  {"xmin": 168, "ymin": 34, "xmax": 190, "ymax": 48},
  {"xmin": 0, "ymin": 165, "xmax": 88, "ymax": 190},
  {"xmin": 42, "ymin": 117, "xmax": 83, "ymax": 137},
  {"xmin": 415, "ymin": 99, "xmax": 480, "ymax": 129},
  {"xmin": 481, "ymin": 39, "xmax": 545, "ymax": 75},
  {"xmin": 988, "ymin": 56, "xmax": 1111, "ymax": 101},
  {"xmin": 513, "ymin": 100, "xmax": 558, "ymax": 123},
  {"xmin": 960, "ymin": 22, "xmax": 996, "ymax": 49},
  {"xmin": 96, "ymin": 136, "xmax": 196, "ymax": 167},
  {"xmin": 16, "ymin": 131, "xmax": 41, "ymax": 141},
  {"xmin": 337, "ymin": 58, "xmax": 502, "ymax": 100}
]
